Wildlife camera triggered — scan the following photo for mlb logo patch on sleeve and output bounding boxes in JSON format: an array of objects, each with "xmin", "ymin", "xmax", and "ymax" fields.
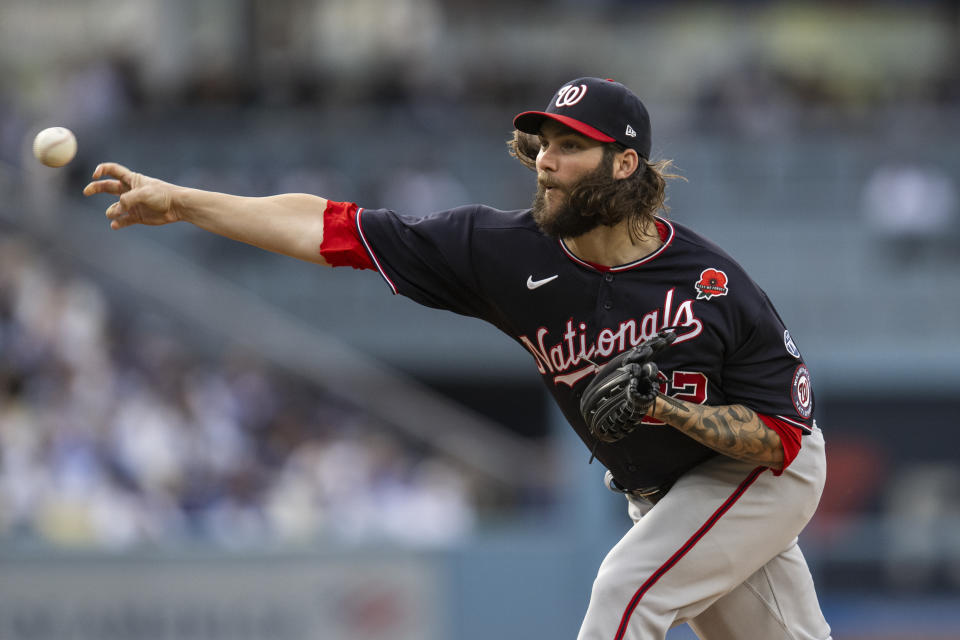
[{"xmin": 784, "ymin": 330, "xmax": 801, "ymax": 359}]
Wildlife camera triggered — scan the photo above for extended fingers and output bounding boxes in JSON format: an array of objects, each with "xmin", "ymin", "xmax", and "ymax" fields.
[
  {"xmin": 83, "ymin": 179, "xmax": 125, "ymax": 196},
  {"xmin": 105, "ymin": 201, "xmax": 134, "ymax": 229},
  {"xmin": 92, "ymin": 162, "xmax": 132, "ymax": 181},
  {"xmin": 105, "ymin": 201, "xmax": 124, "ymax": 222},
  {"xmin": 82, "ymin": 163, "xmax": 135, "ymax": 197}
]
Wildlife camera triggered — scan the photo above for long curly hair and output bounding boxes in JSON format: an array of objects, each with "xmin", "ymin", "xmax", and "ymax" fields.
[{"xmin": 507, "ymin": 129, "xmax": 682, "ymax": 243}]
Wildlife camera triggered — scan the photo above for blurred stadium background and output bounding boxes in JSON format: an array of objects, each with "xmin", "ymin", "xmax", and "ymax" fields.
[{"xmin": 1, "ymin": 1, "xmax": 959, "ymax": 638}]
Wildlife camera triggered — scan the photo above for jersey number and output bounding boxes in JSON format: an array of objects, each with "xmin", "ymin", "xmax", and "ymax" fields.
[{"xmin": 641, "ymin": 371, "xmax": 708, "ymax": 426}]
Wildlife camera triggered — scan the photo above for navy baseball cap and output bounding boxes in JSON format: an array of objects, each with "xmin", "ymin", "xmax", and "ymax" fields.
[{"xmin": 513, "ymin": 77, "xmax": 652, "ymax": 159}]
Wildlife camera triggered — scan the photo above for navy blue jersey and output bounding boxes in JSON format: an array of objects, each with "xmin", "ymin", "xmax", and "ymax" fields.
[{"xmin": 357, "ymin": 205, "xmax": 813, "ymax": 488}]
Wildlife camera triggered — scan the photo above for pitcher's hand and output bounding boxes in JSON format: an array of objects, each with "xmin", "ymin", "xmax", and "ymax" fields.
[{"xmin": 83, "ymin": 163, "xmax": 183, "ymax": 229}]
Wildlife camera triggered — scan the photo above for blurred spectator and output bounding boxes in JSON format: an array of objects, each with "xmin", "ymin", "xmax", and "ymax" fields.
[
  {"xmin": 56, "ymin": 56, "xmax": 137, "ymax": 131},
  {"xmin": 860, "ymin": 163, "xmax": 959, "ymax": 264},
  {"xmin": 379, "ymin": 166, "xmax": 471, "ymax": 216},
  {"xmin": 313, "ymin": 0, "xmax": 445, "ymax": 101},
  {"xmin": 883, "ymin": 464, "xmax": 960, "ymax": 590},
  {"xmin": 0, "ymin": 232, "xmax": 479, "ymax": 550}
]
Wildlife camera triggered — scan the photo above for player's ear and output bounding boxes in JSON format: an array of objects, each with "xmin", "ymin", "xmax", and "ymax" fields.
[{"xmin": 612, "ymin": 148, "xmax": 640, "ymax": 180}]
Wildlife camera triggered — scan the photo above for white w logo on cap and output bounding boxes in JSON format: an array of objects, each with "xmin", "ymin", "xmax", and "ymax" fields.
[{"xmin": 555, "ymin": 84, "xmax": 588, "ymax": 108}]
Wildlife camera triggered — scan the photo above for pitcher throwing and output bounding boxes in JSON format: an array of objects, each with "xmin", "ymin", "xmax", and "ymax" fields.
[{"xmin": 85, "ymin": 77, "xmax": 831, "ymax": 640}]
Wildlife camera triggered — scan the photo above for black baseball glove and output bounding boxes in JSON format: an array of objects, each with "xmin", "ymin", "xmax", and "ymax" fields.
[{"xmin": 579, "ymin": 329, "xmax": 677, "ymax": 444}]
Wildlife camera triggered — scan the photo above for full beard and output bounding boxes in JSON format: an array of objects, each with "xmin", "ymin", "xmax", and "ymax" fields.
[{"xmin": 531, "ymin": 163, "xmax": 615, "ymax": 240}]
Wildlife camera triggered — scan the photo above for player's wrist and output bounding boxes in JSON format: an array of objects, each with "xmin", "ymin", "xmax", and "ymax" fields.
[
  {"xmin": 646, "ymin": 394, "xmax": 663, "ymax": 419},
  {"xmin": 175, "ymin": 185, "xmax": 232, "ymax": 225}
]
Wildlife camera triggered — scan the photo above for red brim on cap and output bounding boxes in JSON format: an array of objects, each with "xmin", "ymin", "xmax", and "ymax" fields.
[{"xmin": 513, "ymin": 111, "xmax": 616, "ymax": 143}]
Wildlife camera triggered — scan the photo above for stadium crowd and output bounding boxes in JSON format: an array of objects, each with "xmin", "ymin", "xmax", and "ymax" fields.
[
  {"xmin": 2, "ymin": 0, "xmax": 957, "ymax": 561},
  {"xmin": 0, "ymin": 233, "xmax": 477, "ymax": 549}
]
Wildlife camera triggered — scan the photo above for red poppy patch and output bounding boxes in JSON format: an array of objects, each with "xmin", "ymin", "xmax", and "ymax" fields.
[{"xmin": 695, "ymin": 268, "xmax": 729, "ymax": 300}]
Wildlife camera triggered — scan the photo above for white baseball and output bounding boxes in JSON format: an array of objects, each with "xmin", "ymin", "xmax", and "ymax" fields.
[{"xmin": 33, "ymin": 127, "xmax": 78, "ymax": 168}]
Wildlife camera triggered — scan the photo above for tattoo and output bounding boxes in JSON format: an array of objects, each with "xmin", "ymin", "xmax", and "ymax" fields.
[{"xmin": 653, "ymin": 396, "xmax": 784, "ymax": 469}]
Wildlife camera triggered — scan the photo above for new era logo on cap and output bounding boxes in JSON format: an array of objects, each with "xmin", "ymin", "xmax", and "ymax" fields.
[{"xmin": 513, "ymin": 77, "xmax": 652, "ymax": 159}]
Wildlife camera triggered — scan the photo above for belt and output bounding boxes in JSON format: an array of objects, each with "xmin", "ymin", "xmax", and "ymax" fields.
[
  {"xmin": 629, "ymin": 485, "xmax": 671, "ymax": 504},
  {"xmin": 606, "ymin": 474, "xmax": 674, "ymax": 504}
]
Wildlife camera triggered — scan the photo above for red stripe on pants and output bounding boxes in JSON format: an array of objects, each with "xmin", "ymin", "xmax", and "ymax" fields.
[{"xmin": 613, "ymin": 466, "xmax": 767, "ymax": 640}]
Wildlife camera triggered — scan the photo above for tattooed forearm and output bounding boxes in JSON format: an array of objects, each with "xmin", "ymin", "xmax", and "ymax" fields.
[{"xmin": 650, "ymin": 395, "xmax": 784, "ymax": 469}]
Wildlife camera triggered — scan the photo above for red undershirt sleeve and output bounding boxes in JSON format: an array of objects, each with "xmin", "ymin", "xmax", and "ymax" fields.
[
  {"xmin": 757, "ymin": 413, "xmax": 803, "ymax": 475},
  {"xmin": 318, "ymin": 200, "xmax": 375, "ymax": 270}
]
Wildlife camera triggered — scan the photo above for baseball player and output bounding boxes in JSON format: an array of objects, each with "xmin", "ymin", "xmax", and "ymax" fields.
[{"xmin": 84, "ymin": 77, "xmax": 831, "ymax": 640}]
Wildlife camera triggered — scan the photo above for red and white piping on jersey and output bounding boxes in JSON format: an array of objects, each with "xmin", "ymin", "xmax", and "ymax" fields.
[
  {"xmin": 613, "ymin": 466, "xmax": 767, "ymax": 640},
  {"xmin": 559, "ymin": 217, "xmax": 675, "ymax": 272},
  {"xmin": 355, "ymin": 207, "xmax": 400, "ymax": 295},
  {"xmin": 775, "ymin": 414, "xmax": 812, "ymax": 435}
]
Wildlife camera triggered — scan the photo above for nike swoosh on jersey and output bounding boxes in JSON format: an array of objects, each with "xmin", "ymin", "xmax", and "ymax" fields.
[{"xmin": 526, "ymin": 274, "xmax": 559, "ymax": 290}]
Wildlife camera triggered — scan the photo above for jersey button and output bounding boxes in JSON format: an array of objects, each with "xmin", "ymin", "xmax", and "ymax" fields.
[
  {"xmin": 604, "ymin": 274, "xmax": 614, "ymax": 283},
  {"xmin": 603, "ymin": 301, "xmax": 613, "ymax": 310}
]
